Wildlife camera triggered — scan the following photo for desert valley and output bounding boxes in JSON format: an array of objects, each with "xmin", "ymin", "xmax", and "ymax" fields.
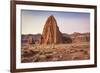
[{"xmin": 21, "ymin": 15, "xmax": 90, "ymax": 63}]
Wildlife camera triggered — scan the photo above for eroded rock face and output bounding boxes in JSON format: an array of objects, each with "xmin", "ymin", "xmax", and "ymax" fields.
[
  {"xmin": 21, "ymin": 35, "xmax": 35, "ymax": 44},
  {"xmin": 71, "ymin": 33, "xmax": 90, "ymax": 43},
  {"xmin": 40, "ymin": 15, "xmax": 63, "ymax": 44}
]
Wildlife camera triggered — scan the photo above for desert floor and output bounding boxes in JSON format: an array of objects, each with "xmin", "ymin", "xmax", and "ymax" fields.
[{"xmin": 21, "ymin": 42, "xmax": 90, "ymax": 63}]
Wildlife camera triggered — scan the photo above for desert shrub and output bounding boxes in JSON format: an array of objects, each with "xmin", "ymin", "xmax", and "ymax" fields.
[
  {"xmin": 62, "ymin": 36, "xmax": 72, "ymax": 43},
  {"xmin": 83, "ymin": 51, "xmax": 88, "ymax": 55}
]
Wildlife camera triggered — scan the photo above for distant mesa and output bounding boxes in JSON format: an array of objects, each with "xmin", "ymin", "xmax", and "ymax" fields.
[{"xmin": 21, "ymin": 34, "xmax": 41, "ymax": 44}]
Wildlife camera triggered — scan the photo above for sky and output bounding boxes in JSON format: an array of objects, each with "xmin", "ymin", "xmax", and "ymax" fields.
[{"xmin": 21, "ymin": 9, "xmax": 90, "ymax": 34}]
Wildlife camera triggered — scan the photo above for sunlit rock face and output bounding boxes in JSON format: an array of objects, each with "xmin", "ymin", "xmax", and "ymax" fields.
[{"xmin": 40, "ymin": 15, "xmax": 63, "ymax": 44}]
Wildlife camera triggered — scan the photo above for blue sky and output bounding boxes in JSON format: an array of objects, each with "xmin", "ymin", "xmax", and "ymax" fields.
[{"xmin": 21, "ymin": 10, "xmax": 90, "ymax": 34}]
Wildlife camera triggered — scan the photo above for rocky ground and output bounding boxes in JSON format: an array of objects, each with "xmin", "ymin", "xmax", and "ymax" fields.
[{"xmin": 21, "ymin": 42, "xmax": 90, "ymax": 63}]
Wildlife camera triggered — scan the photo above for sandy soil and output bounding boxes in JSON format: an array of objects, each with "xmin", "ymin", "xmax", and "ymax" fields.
[{"xmin": 21, "ymin": 42, "xmax": 90, "ymax": 63}]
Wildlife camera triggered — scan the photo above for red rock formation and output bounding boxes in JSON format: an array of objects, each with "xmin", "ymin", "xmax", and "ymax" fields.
[
  {"xmin": 71, "ymin": 33, "xmax": 90, "ymax": 43},
  {"xmin": 40, "ymin": 15, "xmax": 63, "ymax": 44}
]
